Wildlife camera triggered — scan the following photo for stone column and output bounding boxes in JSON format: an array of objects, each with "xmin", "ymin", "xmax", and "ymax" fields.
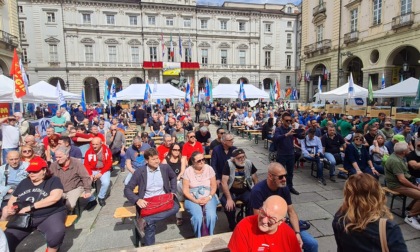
[
  {"xmin": 194, "ymin": 70, "xmax": 199, "ymax": 96},
  {"xmin": 159, "ymin": 70, "xmax": 163, "ymax": 83}
]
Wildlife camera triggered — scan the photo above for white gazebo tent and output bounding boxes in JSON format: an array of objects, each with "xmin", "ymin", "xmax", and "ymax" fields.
[
  {"xmin": 0, "ymin": 75, "xmax": 21, "ymax": 103},
  {"xmin": 212, "ymin": 84, "xmax": 269, "ymax": 99},
  {"xmin": 314, "ymin": 82, "xmax": 368, "ymax": 104},
  {"xmin": 116, "ymin": 83, "xmax": 185, "ymax": 100},
  {"xmin": 22, "ymin": 81, "xmax": 81, "ymax": 103},
  {"xmin": 373, "ymin": 77, "xmax": 419, "ymax": 98}
]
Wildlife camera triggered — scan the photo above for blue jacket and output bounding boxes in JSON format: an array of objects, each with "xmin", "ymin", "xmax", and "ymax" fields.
[{"xmin": 0, "ymin": 162, "xmax": 29, "ymax": 206}]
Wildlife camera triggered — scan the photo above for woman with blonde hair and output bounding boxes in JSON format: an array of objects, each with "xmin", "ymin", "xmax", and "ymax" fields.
[
  {"xmin": 332, "ymin": 173, "xmax": 407, "ymax": 251},
  {"xmin": 20, "ymin": 145, "xmax": 36, "ymax": 162}
]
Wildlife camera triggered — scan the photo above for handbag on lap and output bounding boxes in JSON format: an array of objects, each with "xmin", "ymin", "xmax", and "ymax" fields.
[{"xmin": 140, "ymin": 193, "xmax": 174, "ymax": 217}]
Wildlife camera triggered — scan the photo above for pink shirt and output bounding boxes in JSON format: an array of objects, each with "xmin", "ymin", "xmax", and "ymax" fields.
[{"xmin": 183, "ymin": 164, "xmax": 215, "ymax": 198}]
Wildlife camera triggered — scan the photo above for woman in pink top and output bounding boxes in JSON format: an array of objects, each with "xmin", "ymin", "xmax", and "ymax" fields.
[{"xmin": 182, "ymin": 151, "xmax": 218, "ymax": 237}]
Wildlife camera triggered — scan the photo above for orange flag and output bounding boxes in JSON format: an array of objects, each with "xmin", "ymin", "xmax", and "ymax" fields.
[{"xmin": 10, "ymin": 49, "xmax": 26, "ymax": 98}]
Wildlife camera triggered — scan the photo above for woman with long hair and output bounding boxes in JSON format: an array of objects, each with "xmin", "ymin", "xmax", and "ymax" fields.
[
  {"xmin": 46, "ymin": 134, "xmax": 60, "ymax": 163},
  {"xmin": 332, "ymin": 173, "xmax": 407, "ymax": 251},
  {"xmin": 369, "ymin": 134, "xmax": 388, "ymax": 174}
]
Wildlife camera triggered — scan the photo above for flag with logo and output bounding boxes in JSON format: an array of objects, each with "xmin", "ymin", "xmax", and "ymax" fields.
[
  {"xmin": 292, "ymin": 88, "xmax": 299, "ymax": 100},
  {"xmin": 190, "ymin": 78, "xmax": 195, "ymax": 104},
  {"xmin": 368, "ymin": 76, "xmax": 374, "ymax": 103},
  {"xmin": 269, "ymin": 83, "xmax": 275, "ymax": 103},
  {"xmin": 110, "ymin": 79, "xmax": 117, "ymax": 104},
  {"xmin": 239, "ymin": 80, "xmax": 246, "ymax": 101},
  {"xmin": 185, "ymin": 79, "xmax": 190, "ymax": 103},
  {"xmin": 209, "ymin": 79, "xmax": 213, "ymax": 102},
  {"xmin": 170, "ymin": 33, "xmax": 174, "ymax": 59},
  {"xmin": 144, "ymin": 80, "xmax": 152, "ymax": 102},
  {"xmin": 19, "ymin": 59, "xmax": 29, "ymax": 92},
  {"xmin": 348, "ymin": 73, "xmax": 355, "ymax": 98},
  {"xmin": 103, "ymin": 80, "xmax": 109, "ymax": 104},
  {"xmin": 205, "ymin": 78, "xmax": 210, "ymax": 101},
  {"xmin": 381, "ymin": 73, "xmax": 385, "ymax": 89},
  {"xmin": 10, "ymin": 49, "xmax": 26, "ymax": 98},
  {"xmin": 81, "ymin": 89, "xmax": 86, "ymax": 112},
  {"xmin": 56, "ymin": 81, "xmax": 66, "ymax": 106}
]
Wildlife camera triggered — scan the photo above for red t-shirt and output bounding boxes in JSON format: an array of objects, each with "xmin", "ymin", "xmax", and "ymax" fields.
[
  {"xmin": 228, "ymin": 215, "xmax": 301, "ymax": 252},
  {"xmin": 182, "ymin": 141, "xmax": 204, "ymax": 161},
  {"xmin": 42, "ymin": 133, "xmax": 61, "ymax": 148},
  {"xmin": 157, "ymin": 145, "xmax": 170, "ymax": 162}
]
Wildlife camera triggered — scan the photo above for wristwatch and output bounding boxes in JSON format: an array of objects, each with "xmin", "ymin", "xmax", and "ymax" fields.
[
  {"xmin": 30, "ymin": 203, "xmax": 36, "ymax": 212},
  {"xmin": 208, "ymin": 195, "xmax": 213, "ymax": 199}
]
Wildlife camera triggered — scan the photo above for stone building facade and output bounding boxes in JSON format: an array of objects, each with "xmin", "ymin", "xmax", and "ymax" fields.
[{"xmin": 0, "ymin": 0, "xmax": 19, "ymax": 76}]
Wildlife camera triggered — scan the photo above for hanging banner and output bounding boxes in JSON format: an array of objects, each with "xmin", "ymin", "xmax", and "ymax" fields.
[{"xmin": 0, "ymin": 103, "xmax": 10, "ymax": 118}]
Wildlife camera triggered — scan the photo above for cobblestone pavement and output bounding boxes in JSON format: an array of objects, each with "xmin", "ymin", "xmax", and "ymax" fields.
[{"xmin": 17, "ymin": 121, "xmax": 420, "ymax": 251}]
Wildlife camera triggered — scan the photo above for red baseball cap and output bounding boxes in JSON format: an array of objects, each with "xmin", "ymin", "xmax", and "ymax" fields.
[{"xmin": 26, "ymin": 156, "xmax": 48, "ymax": 172}]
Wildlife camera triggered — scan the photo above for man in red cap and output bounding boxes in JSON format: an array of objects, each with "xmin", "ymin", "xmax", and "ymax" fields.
[{"xmin": 84, "ymin": 137, "xmax": 112, "ymax": 206}]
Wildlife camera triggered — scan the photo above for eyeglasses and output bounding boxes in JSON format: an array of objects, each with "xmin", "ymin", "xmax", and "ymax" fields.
[
  {"xmin": 235, "ymin": 155, "xmax": 245, "ymax": 160},
  {"xmin": 284, "ymin": 120, "xmax": 292, "ymax": 123},
  {"xmin": 189, "ymin": 136, "xmax": 196, "ymax": 139},
  {"xmin": 195, "ymin": 158, "xmax": 205, "ymax": 163},
  {"xmin": 259, "ymin": 207, "xmax": 282, "ymax": 226},
  {"xmin": 22, "ymin": 150, "xmax": 32, "ymax": 154},
  {"xmin": 172, "ymin": 149, "xmax": 181, "ymax": 152},
  {"xmin": 271, "ymin": 173, "xmax": 287, "ymax": 180},
  {"xmin": 225, "ymin": 139, "xmax": 234, "ymax": 142},
  {"xmin": 219, "ymin": 132, "xmax": 225, "ymax": 135}
]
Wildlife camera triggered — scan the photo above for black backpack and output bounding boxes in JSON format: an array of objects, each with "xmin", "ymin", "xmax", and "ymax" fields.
[{"xmin": 24, "ymin": 120, "xmax": 36, "ymax": 135}]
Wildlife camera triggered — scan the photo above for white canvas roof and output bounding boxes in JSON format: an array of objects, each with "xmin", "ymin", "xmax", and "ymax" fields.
[
  {"xmin": 212, "ymin": 84, "xmax": 269, "ymax": 99},
  {"xmin": 0, "ymin": 75, "xmax": 21, "ymax": 103},
  {"xmin": 317, "ymin": 82, "xmax": 368, "ymax": 99},
  {"xmin": 22, "ymin": 81, "xmax": 81, "ymax": 103},
  {"xmin": 116, "ymin": 83, "xmax": 185, "ymax": 100},
  {"xmin": 373, "ymin": 77, "xmax": 419, "ymax": 98}
]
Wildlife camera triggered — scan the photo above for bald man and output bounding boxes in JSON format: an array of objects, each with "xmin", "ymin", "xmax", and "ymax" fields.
[
  {"xmin": 0, "ymin": 151, "xmax": 28, "ymax": 207},
  {"xmin": 250, "ymin": 162, "xmax": 318, "ymax": 252},
  {"xmin": 84, "ymin": 137, "xmax": 112, "ymax": 206},
  {"xmin": 228, "ymin": 195, "xmax": 300, "ymax": 252},
  {"xmin": 24, "ymin": 135, "xmax": 45, "ymax": 158}
]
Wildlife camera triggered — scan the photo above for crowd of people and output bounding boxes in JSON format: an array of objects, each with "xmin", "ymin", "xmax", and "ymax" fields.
[{"xmin": 0, "ymin": 98, "xmax": 419, "ymax": 251}]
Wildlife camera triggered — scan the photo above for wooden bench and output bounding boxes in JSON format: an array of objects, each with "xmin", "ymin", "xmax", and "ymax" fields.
[
  {"xmin": 264, "ymin": 139, "xmax": 272, "ymax": 149},
  {"xmin": 249, "ymin": 132, "xmax": 262, "ymax": 144},
  {"xmin": 383, "ymin": 187, "xmax": 407, "ymax": 218},
  {"xmin": 0, "ymin": 215, "xmax": 78, "ymax": 231}
]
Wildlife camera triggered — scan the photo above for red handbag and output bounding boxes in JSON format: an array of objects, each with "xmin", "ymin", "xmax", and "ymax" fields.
[{"xmin": 140, "ymin": 193, "xmax": 174, "ymax": 217}]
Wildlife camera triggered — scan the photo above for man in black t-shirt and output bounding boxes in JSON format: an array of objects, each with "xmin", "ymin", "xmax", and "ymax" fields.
[
  {"xmin": 195, "ymin": 126, "xmax": 211, "ymax": 154},
  {"xmin": 406, "ymin": 148, "xmax": 420, "ymax": 182},
  {"xmin": 209, "ymin": 128, "xmax": 224, "ymax": 156},
  {"xmin": 321, "ymin": 126, "xmax": 346, "ymax": 181},
  {"xmin": 148, "ymin": 114, "xmax": 163, "ymax": 137},
  {"xmin": 134, "ymin": 105, "xmax": 147, "ymax": 133},
  {"xmin": 220, "ymin": 149, "xmax": 258, "ymax": 231}
]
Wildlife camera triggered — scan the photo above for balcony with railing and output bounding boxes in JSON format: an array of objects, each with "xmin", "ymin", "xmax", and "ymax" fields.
[
  {"xmin": 0, "ymin": 30, "xmax": 18, "ymax": 48},
  {"xmin": 69, "ymin": 61, "xmax": 143, "ymax": 68},
  {"xmin": 313, "ymin": 3, "xmax": 326, "ymax": 16},
  {"xmin": 304, "ymin": 39, "xmax": 331, "ymax": 56},
  {"xmin": 392, "ymin": 12, "xmax": 414, "ymax": 30},
  {"xmin": 344, "ymin": 31, "xmax": 359, "ymax": 44}
]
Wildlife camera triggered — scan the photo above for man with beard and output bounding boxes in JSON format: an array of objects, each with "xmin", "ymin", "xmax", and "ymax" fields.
[
  {"xmin": 250, "ymin": 162, "xmax": 318, "ymax": 252},
  {"xmin": 220, "ymin": 149, "xmax": 258, "ymax": 230}
]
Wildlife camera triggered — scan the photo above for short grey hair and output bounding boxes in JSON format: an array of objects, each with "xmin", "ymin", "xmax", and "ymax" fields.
[
  {"xmin": 200, "ymin": 126, "xmax": 208, "ymax": 132},
  {"xmin": 55, "ymin": 146, "xmax": 70, "ymax": 156},
  {"xmin": 394, "ymin": 142, "xmax": 408, "ymax": 154},
  {"xmin": 163, "ymin": 134, "xmax": 172, "ymax": 141},
  {"xmin": 221, "ymin": 133, "xmax": 234, "ymax": 142}
]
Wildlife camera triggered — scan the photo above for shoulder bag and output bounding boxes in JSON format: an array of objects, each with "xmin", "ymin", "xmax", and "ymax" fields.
[
  {"xmin": 140, "ymin": 193, "xmax": 174, "ymax": 217},
  {"xmin": 379, "ymin": 218, "xmax": 389, "ymax": 252}
]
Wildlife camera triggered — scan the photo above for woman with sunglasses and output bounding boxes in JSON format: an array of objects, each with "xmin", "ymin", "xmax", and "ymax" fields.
[
  {"xmin": 2, "ymin": 156, "xmax": 67, "ymax": 252},
  {"xmin": 333, "ymin": 173, "xmax": 407, "ymax": 251},
  {"xmin": 20, "ymin": 145, "xmax": 36, "ymax": 162},
  {"xmin": 162, "ymin": 143, "xmax": 186, "ymax": 225},
  {"xmin": 344, "ymin": 132, "xmax": 380, "ymax": 177},
  {"xmin": 369, "ymin": 134, "xmax": 388, "ymax": 175},
  {"xmin": 182, "ymin": 151, "xmax": 218, "ymax": 237}
]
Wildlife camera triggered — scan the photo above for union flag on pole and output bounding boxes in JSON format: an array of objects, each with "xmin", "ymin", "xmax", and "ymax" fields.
[{"xmin": 10, "ymin": 49, "xmax": 26, "ymax": 98}]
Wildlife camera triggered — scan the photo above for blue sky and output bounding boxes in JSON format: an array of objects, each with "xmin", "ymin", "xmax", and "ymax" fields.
[{"xmin": 197, "ymin": 0, "xmax": 301, "ymax": 6}]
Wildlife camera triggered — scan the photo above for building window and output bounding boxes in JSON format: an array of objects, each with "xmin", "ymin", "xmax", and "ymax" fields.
[
  {"xmin": 316, "ymin": 25, "xmax": 323, "ymax": 42},
  {"xmin": 85, "ymin": 45, "xmax": 93, "ymax": 62},
  {"xmin": 401, "ymin": 0, "xmax": 412, "ymax": 15},
  {"xmin": 184, "ymin": 48, "xmax": 191, "ymax": 62},
  {"xmin": 18, "ymin": 6, "xmax": 23, "ymax": 13},
  {"xmin": 166, "ymin": 18, "xmax": 173, "ymax": 26},
  {"xmin": 287, "ymin": 21, "xmax": 292, "ymax": 27},
  {"xmin": 184, "ymin": 18, "xmax": 191, "ymax": 27},
  {"xmin": 265, "ymin": 51, "xmax": 271, "ymax": 67},
  {"xmin": 350, "ymin": 9, "xmax": 358, "ymax": 32},
  {"xmin": 106, "ymin": 15, "xmax": 115, "ymax": 25},
  {"xmin": 167, "ymin": 48, "xmax": 174, "ymax": 62},
  {"xmin": 129, "ymin": 16, "xmax": 137, "ymax": 26},
  {"xmin": 148, "ymin": 16, "xmax": 155, "ymax": 25},
  {"xmin": 82, "ymin": 13, "xmax": 91, "ymax": 24},
  {"xmin": 201, "ymin": 19, "xmax": 207, "ymax": 29},
  {"xmin": 287, "ymin": 7, "xmax": 292, "ymax": 13},
  {"xmin": 286, "ymin": 76, "xmax": 291, "ymax": 85},
  {"xmin": 239, "ymin": 50, "xmax": 246, "ymax": 65},
  {"xmin": 220, "ymin": 20, "xmax": 227, "ymax": 30},
  {"xmin": 49, "ymin": 45, "xmax": 58, "ymax": 62},
  {"xmin": 287, "ymin": 34, "xmax": 292, "ymax": 44},
  {"xmin": 108, "ymin": 46, "xmax": 117, "ymax": 63},
  {"xmin": 221, "ymin": 50, "xmax": 227, "ymax": 65},
  {"xmin": 19, "ymin": 21, "xmax": 25, "ymax": 38},
  {"xmin": 150, "ymin": 47, "xmax": 157, "ymax": 61},
  {"xmin": 201, "ymin": 49, "xmax": 208, "ymax": 65},
  {"xmin": 373, "ymin": 0, "xmax": 382, "ymax": 25},
  {"xmin": 22, "ymin": 48, "xmax": 28, "ymax": 63},
  {"xmin": 239, "ymin": 22, "xmax": 245, "ymax": 31},
  {"xmin": 286, "ymin": 55, "xmax": 291, "ymax": 68},
  {"xmin": 131, "ymin": 46, "xmax": 139, "ymax": 63},
  {"xmin": 47, "ymin": 12, "xmax": 56, "ymax": 23},
  {"xmin": 265, "ymin": 24, "xmax": 271, "ymax": 32}
]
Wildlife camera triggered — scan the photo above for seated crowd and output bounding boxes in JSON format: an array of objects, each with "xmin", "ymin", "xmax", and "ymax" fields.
[{"xmin": 0, "ymin": 100, "xmax": 418, "ymax": 251}]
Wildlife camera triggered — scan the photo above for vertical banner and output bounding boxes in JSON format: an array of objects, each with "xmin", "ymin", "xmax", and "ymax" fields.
[{"xmin": 0, "ymin": 103, "xmax": 10, "ymax": 118}]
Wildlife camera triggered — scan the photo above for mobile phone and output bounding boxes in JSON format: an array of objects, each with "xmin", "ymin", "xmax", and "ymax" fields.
[{"xmin": 294, "ymin": 129, "xmax": 304, "ymax": 135}]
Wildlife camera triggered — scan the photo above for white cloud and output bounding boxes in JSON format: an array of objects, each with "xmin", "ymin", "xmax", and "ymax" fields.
[{"xmin": 197, "ymin": 0, "xmax": 301, "ymax": 6}]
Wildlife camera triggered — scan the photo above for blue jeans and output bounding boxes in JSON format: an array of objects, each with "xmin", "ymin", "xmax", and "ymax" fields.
[
  {"xmin": 143, "ymin": 201, "xmax": 180, "ymax": 246},
  {"xmin": 346, "ymin": 165, "xmax": 376, "ymax": 178},
  {"xmin": 149, "ymin": 131, "xmax": 163, "ymax": 137},
  {"xmin": 301, "ymin": 230, "xmax": 319, "ymax": 252},
  {"xmin": 124, "ymin": 166, "xmax": 141, "ymax": 185},
  {"xmin": 303, "ymin": 154, "xmax": 324, "ymax": 178},
  {"xmin": 277, "ymin": 154, "xmax": 295, "ymax": 188},
  {"xmin": 89, "ymin": 171, "xmax": 111, "ymax": 200},
  {"xmin": 119, "ymin": 153, "xmax": 126, "ymax": 169},
  {"xmin": 185, "ymin": 196, "xmax": 218, "ymax": 237},
  {"xmin": 324, "ymin": 152, "xmax": 338, "ymax": 177},
  {"xmin": 219, "ymin": 190, "xmax": 252, "ymax": 230},
  {"xmin": 373, "ymin": 161, "xmax": 385, "ymax": 175},
  {"xmin": 2, "ymin": 148, "xmax": 18, "ymax": 165}
]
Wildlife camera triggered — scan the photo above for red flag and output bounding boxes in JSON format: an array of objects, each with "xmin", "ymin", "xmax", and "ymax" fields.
[
  {"xmin": 190, "ymin": 78, "xmax": 194, "ymax": 96},
  {"xmin": 10, "ymin": 49, "xmax": 26, "ymax": 98}
]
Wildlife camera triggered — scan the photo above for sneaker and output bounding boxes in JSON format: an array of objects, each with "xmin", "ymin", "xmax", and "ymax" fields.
[
  {"xmin": 318, "ymin": 177, "xmax": 327, "ymax": 186},
  {"xmin": 405, "ymin": 216, "xmax": 420, "ymax": 230},
  {"xmin": 323, "ymin": 159, "xmax": 331, "ymax": 166}
]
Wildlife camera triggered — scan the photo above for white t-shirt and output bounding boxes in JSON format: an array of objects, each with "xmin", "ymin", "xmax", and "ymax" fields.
[
  {"xmin": 1, "ymin": 124, "xmax": 20, "ymax": 149},
  {"xmin": 243, "ymin": 116, "xmax": 255, "ymax": 127}
]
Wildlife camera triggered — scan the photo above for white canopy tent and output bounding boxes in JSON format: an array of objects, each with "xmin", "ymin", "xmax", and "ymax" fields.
[
  {"xmin": 0, "ymin": 75, "xmax": 21, "ymax": 103},
  {"xmin": 314, "ymin": 82, "xmax": 368, "ymax": 104},
  {"xmin": 373, "ymin": 77, "xmax": 419, "ymax": 98},
  {"xmin": 22, "ymin": 81, "xmax": 81, "ymax": 103},
  {"xmin": 212, "ymin": 84, "xmax": 269, "ymax": 99},
  {"xmin": 116, "ymin": 83, "xmax": 185, "ymax": 100}
]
